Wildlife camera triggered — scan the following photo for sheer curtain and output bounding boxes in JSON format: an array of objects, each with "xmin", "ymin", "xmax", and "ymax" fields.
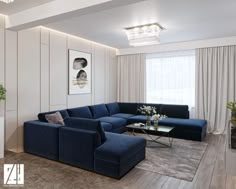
[
  {"xmin": 195, "ymin": 46, "xmax": 236, "ymax": 134},
  {"xmin": 146, "ymin": 50, "xmax": 196, "ymax": 117},
  {"xmin": 117, "ymin": 54, "xmax": 146, "ymax": 102}
]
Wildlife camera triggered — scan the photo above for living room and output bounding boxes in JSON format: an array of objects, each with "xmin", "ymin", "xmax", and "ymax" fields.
[{"xmin": 0, "ymin": 0, "xmax": 236, "ymax": 188}]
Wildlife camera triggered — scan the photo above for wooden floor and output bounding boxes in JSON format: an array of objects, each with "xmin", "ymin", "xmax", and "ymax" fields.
[
  {"xmin": 119, "ymin": 134, "xmax": 236, "ymax": 189},
  {"xmin": 1, "ymin": 134, "xmax": 236, "ymax": 189}
]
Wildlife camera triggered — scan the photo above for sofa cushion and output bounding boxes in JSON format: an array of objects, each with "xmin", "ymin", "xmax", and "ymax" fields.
[
  {"xmin": 45, "ymin": 112, "xmax": 65, "ymax": 126},
  {"xmin": 159, "ymin": 118, "xmax": 207, "ymax": 132},
  {"xmin": 38, "ymin": 110, "xmax": 69, "ymax": 122},
  {"xmin": 95, "ymin": 132, "xmax": 145, "ymax": 163},
  {"xmin": 67, "ymin": 106, "xmax": 92, "ymax": 119},
  {"xmin": 112, "ymin": 113, "xmax": 135, "ymax": 119},
  {"xmin": 90, "ymin": 104, "xmax": 109, "ymax": 119},
  {"xmin": 160, "ymin": 104, "xmax": 189, "ymax": 119},
  {"xmin": 127, "ymin": 115, "xmax": 147, "ymax": 124},
  {"xmin": 106, "ymin": 102, "xmax": 120, "ymax": 115},
  {"xmin": 101, "ymin": 122, "xmax": 113, "ymax": 132},
  {"xmin": 64, "ymin": 118, "xmax": 106, "ymax": 143},
  {"xmin": 98, "ymin": 117, "xmax": 127, "ymax": 130},
  {"xmin": 118, "ymin": 102, "xmax": 138, "ymax": 114}
]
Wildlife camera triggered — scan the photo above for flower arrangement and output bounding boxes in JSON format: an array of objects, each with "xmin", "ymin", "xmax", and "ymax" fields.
[
  {"xmin": 0, "ymin": 84, "xmax": 6, "ymax": 102},
  {"xmin": 138, "ymin": 105, "xmax": 156, "ymax": 116},
  {"xmin": 152, "ymin": 114, "xmax": 167, "ymax": 121}
]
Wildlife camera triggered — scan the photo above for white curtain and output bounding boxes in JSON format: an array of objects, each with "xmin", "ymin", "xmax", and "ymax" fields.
[
  {"xmin": 117, "ymin": 54, "xmax": 146, "ymax": 102},
  {"xmin": 195, "ymin": 46, "xmax": 236, "ymax": 134},
  {"xmin": 146, "ymin": 51, "xmax": 196, "ymax": 117}
]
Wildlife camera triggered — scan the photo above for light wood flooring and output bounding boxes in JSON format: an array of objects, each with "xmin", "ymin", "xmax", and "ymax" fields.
[{"xmin": 0, "ymin": 134, "xmax": 235, "ymax": 189}]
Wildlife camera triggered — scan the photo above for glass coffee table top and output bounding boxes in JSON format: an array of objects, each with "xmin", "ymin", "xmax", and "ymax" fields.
[
  {"xmin": 126, "ymin": 123, "xmax": 175, "ymax": 147},
  {"xmin": 126, "ymin": 123, "xmax": 174, "ymax": 133}
]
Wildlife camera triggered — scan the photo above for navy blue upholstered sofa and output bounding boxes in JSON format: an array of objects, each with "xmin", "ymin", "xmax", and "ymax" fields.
[{"xmin": 24, "ymin": 102, "xmax": 207, "ymax": 178}]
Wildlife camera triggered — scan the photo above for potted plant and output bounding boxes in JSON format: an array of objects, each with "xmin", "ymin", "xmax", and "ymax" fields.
[
  {"xmin": 0, "ymin": 84, "xmax": 6, "ymax": 102},
  {"xmin": 138, "ymin": 105, "xmax": 156, "ymax": 126},
  {"xmin": 227, "ymin": 101, "xmax": 236, "ymax": 126},
  {"xmin": 0, "ymin": 84, "xmax": 6, "ymax": 159}
]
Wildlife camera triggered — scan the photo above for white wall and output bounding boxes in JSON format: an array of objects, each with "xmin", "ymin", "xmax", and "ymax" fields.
[{"xmin": 4, "ymin": 27, "xmax": 117, "ymax": 152}]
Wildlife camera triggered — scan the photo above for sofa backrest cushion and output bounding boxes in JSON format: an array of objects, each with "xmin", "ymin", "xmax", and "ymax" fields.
[
  {"xmin": 160, "ymin": 104, "xmax": 189, "ymax": 119},
  {"xmin": 38, "ymin": 110, "xmax": 69, "ymax": 122},
  {"xmin": 64, "ymin": 118, "xmax": 106, "ymax": 143},
  {"xmin": 89, "ymin": 104, "xmax": 109, "ymax": 119},
  {"xmin": 67, "ymin": 106, "xmax": 93, "ymax": 119},
  {"xmin": 106, "ymin": 102, "xmax": 120, "ymax": 115},
  {"xmin": 118, "ymin": 102, "xmax": 138, "ymax": 114}
]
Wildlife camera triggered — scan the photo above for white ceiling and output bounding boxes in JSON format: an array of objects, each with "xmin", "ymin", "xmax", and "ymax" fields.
[
  {"xmin": 0, "ymin": 0, "xmax": 55, "ymax": 15},
  {"xmin": 44, "ymin": 0, "xmax": 236, "ymax": 48}
]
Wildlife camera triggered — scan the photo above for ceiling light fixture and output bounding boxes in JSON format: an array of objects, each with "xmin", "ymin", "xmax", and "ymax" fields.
[
  {"xmin": 125, "ymin": 23, "xmax": 163, "ymax": 47},
  {"xmin": 0, "ymin": 0, "xmax": 14, "ymax": 3}
]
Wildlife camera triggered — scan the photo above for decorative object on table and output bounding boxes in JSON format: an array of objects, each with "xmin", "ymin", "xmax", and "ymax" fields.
[
  {"xmin": 227, "ymin": 101, "xmax": 236, "ymax": 126},
  {"xmin": 68, "ymin": 49, "xmax": 91, "ymax": 95},
  {"xmin": 138, "ymin": 105, "xmax": 156, "ymax": 126},
  {"xmin": 152, "ymin": 114, "xmax": 167, "ymax": 129}
]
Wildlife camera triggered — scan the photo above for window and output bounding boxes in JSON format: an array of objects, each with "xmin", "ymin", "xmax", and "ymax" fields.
[{"xmin": 146, "ymin": 50, "xmax": 195, "ymax": 114}]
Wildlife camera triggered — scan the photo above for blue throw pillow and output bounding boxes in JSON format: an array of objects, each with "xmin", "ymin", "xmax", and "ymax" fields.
[
  {"xmin": 106, "ymin": 102, "xmax": 120, "ymax": 115},
  {"xmin": 67, "ymin": 106, "xmax": 93, "ymax": 119},
  {"xmin": 64, "ymin": 117, "xmax": 106, "ymax": 143},
  {"xmin": 89, "ymin": 104, "xmax": 109, "ymax": 119}
]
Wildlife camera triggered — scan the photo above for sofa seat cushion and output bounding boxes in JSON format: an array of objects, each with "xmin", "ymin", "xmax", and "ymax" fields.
[
  {"xmin": 67, "ymin": 106, "xmax": 92, "ymax": 119},
  {"xmin": 112, "ymin": 113, "xmax": 135, "ymax": 119},
  {"xmin": 90, "ymin": 104, "xmax": 109, "ymax": 119},
  {"xmin": 95, "ymin": 132, "xmax": 146, "ymax": 163},
  {"xmin": 98, "ymin": 117, "xmax": 127, "ymax": 130},
  {"xmin": 106, "ymin": 102, "xmax": 120, "ymax": 115},
  {"xmin": 101, "ymin": 122, "xmax": 113, "ymax": 132},
  {"xmin": 159, "ymin": 118, "xmax": 207, "ymax": 132},
  {"xmin": 127, "ymin": 115, "xmax": 147, "ymax": 124},
  {"xmin": 38, "ymin": 110, "xmax": 69, "ymax": 122}
]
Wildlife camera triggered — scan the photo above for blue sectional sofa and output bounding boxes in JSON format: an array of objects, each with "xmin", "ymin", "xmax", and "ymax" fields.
[{"xmin": 24, "ymin": 102, "xmax": 207, "ymax": 178}]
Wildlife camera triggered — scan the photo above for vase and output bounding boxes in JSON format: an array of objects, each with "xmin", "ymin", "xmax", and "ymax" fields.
[
  {"xmin": 146, "ymin": 115, "xmax": 151, "ymax": 127},
  {"xmin": 154, "ymin": 120, "xmax": 159, "ymax": 129}
]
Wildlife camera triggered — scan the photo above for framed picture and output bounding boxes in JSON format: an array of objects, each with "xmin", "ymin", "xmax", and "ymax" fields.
[{"xmin": 68, "ymin": 50, "xmax": 92, "ymax": 94}]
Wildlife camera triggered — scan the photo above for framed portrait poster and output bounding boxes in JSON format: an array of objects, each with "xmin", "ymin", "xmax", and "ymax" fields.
[{"xmin": 69, "ymin": 50, "xmax": 92, "ymax": 94}]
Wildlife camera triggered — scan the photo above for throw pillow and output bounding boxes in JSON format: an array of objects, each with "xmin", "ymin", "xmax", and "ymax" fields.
[{"xmin": 45, "ymin": 112, "xmax": 65, "ymax": 126}]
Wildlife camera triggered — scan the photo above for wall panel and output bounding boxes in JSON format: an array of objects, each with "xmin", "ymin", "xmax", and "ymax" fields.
[
  {"xmin": 18, "ymin": 27, "xmax": 41, "ymax": 152},
  {"xmin": 49, "ymin": 32, "xmax": 67, "ymax": 107},
  {"xmin": 94, "ymin": 45, "xmax": 105, "ymax": 104}
]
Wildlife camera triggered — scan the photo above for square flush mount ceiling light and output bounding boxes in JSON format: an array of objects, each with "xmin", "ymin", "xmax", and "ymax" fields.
[
  {"xmin": 0, "ymin": 0, "xmax": 14, "ymax": 3},
  {"xmin": 125, "ymin": 23, "xmax": 163, "ymax": 47}
]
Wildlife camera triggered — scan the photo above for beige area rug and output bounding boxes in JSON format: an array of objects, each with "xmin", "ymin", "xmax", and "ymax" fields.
[{"xmin": 133, "ymin": 133, "xmax": 207, "ymax": 182}]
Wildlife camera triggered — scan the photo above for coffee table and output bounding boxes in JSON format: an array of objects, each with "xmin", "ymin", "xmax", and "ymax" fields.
[{"xmin": 126, "ymin": 123, "xmax": 175, "ymax": 148}]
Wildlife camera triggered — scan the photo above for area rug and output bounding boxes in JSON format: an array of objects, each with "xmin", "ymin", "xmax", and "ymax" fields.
[{"xmin": 134, "ymin": 133, "xmax": 208, "ymax": 181}]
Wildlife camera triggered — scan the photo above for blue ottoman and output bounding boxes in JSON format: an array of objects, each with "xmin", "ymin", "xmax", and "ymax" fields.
[{"xmin": 94, "ymin": 132, "xmax": 146, "ymax": 179}]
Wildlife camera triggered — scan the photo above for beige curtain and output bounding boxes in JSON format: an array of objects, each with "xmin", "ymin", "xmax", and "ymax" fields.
[
  {"xmin": 195, "ymin": 46, "xmax": 236, "ymax": 134},
  {"xmin": 117, "ymin": 54, "xmax": 146, "ymax": 103}
]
